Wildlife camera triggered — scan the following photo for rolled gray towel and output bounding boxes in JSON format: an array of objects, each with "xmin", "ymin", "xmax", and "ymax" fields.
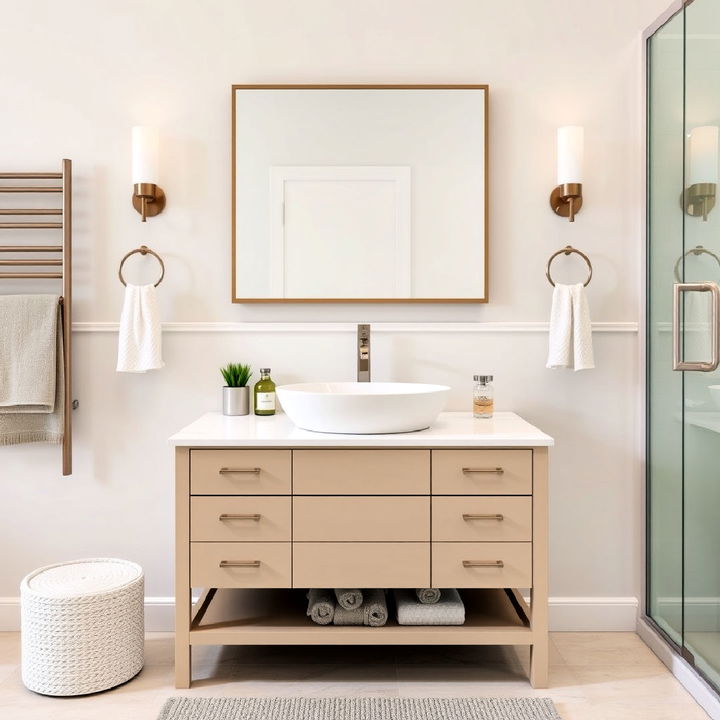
[
  {"xmin": 333, "ymin": 602, "xmax": 364, "ymax": 625},
  {"xmin": 333, "ymin": 589, "xmax": 388, "ymax": 627},
  {"xmin": 394, "ymin": 588, "xmax": 465, "ymax": 625},
  {"xmin": 415, "ymin": 588, "xmax": 442, "ymax": 604},
  {"xmin": 364, "ymin": 588, "xmax": 388, "ymax": 627},
  {"xmin": 334, "ymin": 588, "xmax": 363, "ymax": 610},
  {"xmin": 306, "ymin": 589, "xmax": 335, "ymax": 625}
]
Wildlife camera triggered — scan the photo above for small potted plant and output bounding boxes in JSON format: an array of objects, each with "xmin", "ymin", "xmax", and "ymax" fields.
[{"xmin": 220, "ymin": 363, "xmax": 253, "ymax": 416}]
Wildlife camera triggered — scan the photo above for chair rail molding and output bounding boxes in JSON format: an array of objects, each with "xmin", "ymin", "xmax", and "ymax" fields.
[{"xmin": 71, "ymin": 321, "xmax": 639, "ymax": 334}]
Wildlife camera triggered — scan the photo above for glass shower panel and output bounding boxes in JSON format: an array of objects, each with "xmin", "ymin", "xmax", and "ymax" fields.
[
  {"xmin": 647, "ymin": 8, "xmax": 685, "ymax": 647},
  {"xmin": 682, "ymin": 0, "xmax": 720, "ymax": 688}
]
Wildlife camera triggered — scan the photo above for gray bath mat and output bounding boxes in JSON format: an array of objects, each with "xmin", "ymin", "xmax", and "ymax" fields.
[{"xmin": 158, "ymin": 697, "xmax": 562, "ymax": 720}]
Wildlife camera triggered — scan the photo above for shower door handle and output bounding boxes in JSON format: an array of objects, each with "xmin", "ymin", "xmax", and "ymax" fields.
[{"xmin": 672, "ymin": 282, "xmax": 720, "ymax": 371}]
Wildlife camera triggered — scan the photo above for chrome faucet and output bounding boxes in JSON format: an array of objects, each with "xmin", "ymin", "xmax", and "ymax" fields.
[{"xmin": 357, "ymin": 324, "xmax": 371, "ymax": 382}]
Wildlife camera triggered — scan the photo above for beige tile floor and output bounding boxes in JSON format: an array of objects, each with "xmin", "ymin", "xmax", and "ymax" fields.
[{"xmin": 0, "ymin": 631, "xmax": 710, "ymax": 720}]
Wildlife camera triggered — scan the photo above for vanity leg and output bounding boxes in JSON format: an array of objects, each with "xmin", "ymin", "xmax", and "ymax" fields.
[
  {"xmin": 530, "ymin": 446, "xmax": 549, "ymax": 689},
  {"xmin": 530, "ymin": 637, "xmax": 549, "ymax": 689},
  {"xmin": 175, "ymin": 448, "xmax": 192, "ymax": 688},
  {"xmin": 175, "ymin": 643, "xmax": 192, "ymax": 689}
]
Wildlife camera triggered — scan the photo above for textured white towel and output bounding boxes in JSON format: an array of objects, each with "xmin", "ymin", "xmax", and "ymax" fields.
[
  {"xmin": 394, "ymin": 589, "xmax": 465, "ymax": 625},
  {"xmin": 116, "ymin": 284, "xmax": 163, "ymax": 373},
  {"xmin": 546, "ymin": 282, "xmax": 595, "ymax": 371}
]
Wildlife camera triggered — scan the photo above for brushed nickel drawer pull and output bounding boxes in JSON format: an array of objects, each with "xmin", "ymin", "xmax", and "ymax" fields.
[
  {"xmin": 219, "ymin": 560, "xmax": 261, "ymax": 568},
  {"xmin": 218, "ymin": 513, "xmax": 261, "ymax": 521},
  {"xmin": 462, "ymin": 513, "xmax": 504, "ymax": 521},
  {"xmin": 462, "ymin": 467, "xmax": 504, "ymax": 475},
  {"xmin": 462, "ymin": 560, "xmax": 504, "ymax": 568},
  {"xmin": 218, "ymin": 467, "xmax": 261, "ymax": 475}
]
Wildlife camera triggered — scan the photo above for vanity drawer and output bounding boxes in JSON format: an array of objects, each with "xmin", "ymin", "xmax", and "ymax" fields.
[
  {"xmin": 191, "ymin": 496, "xmax": 291, "ymax": 542},
  {"xmin": 293, "ymin": 450, "xmax": 429, "ymax": 495},
  {"xmin": 432, "ymin": 450, "xmax": 532, "ymax": 495},
  {"xmin": 190, "ymin": 450, "xmax": 291, "ymax": 495},
  {"xmin": 293, "ymin": 542, "xmax": 429, "ymax": 588},
  {"xmin": 293, "ymin": 496, "xmax": 429, "ymax": 542},
  {"xmin": 432, "ymin": 496, "xmax": 532, "ymax": 542},
  {"xmin": 191, "ymin": 542, "xmax": 291, "ymax": 588},
  {"xmin": 432, "ymin": 542, "xmax": 532, "ymax": 588}
]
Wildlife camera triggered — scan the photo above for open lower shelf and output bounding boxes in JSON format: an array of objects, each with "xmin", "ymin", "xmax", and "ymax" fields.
[{"xmin": 189, "ymin": 588, "xmax": 532, "ymax": 646}]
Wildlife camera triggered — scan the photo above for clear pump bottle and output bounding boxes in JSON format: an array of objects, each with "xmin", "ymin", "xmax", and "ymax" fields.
[{"xmin": 473, "ymin": 375, "xmax": 494, "ymax": 418}]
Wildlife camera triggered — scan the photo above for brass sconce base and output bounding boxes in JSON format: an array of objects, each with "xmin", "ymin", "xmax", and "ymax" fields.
[
  {"xmin": 682, "ymin": 182, "xmax": 716, "ymax": 221},
  {"xmin": 550, "ymin": 182, "xmax": 583, "ymax": 222},
  {"xmin": 132, "ymin": 183, "xmax": 166, "ymax": 222}
]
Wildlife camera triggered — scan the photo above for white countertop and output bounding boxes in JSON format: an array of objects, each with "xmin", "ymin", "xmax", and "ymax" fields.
[{"xmin": 169, "ymin": 411, "xmax": 554, "ymax": 448}]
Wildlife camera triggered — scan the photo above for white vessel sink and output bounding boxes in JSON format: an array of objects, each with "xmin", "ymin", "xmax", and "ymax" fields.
[{"xmin": 276, "ymin": 382, "xmax": 450, "ymax": 434}]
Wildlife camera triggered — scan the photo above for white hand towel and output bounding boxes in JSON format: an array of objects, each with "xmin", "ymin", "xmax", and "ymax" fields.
[
  {"xmin": 116, "ymin": 284, "xmax": 164, "ymax": 373},
  {"xmin": 546, "ymin": 282, "xmax": 594, "ymax": 371},
  {"xmin": 570, "ymin": 283, "xmax": 595, "ymax": 370},
  {"xmin": 546, "ymin": 284, "xmax": 573, "ymax": 369}
]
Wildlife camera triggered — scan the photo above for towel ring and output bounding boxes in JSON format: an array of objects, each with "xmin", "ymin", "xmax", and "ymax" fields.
[
  {"xmin": 118, "ymin": 245, "xmax": 165, "ymax": 287},
  {"xmin": 546, "ymin": 245, "xmax": 592, "ymax": 287},
  {"xmin": 673, "ymin": 245, "xmax": 720, "ymax": 282}
]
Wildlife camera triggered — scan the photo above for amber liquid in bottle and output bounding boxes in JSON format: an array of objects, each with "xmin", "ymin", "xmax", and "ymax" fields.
[
  {"xmin": 473, "ymin": 375, "xmax": 494, "ymax": 418},
  {"xmin": 473, "ymin": 397, "xmax": 494, "ymax": 418},
  {"xmin": 254, "ymin": 368, "xmax": 276, "ymax": 416}
]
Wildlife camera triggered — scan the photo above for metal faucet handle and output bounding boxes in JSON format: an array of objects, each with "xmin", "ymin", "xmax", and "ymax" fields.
[{"xmin": 357, "ymin": 324, "xmax": 371, "ymax": 382}]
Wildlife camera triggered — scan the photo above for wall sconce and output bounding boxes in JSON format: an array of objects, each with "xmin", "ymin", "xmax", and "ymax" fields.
[
  {"xmin": 685, "ymin": 125, "xmax": 718, "ymax": 221},
  {"xmin": 131, "ymin": 126, "xmax": 166, "ymax": 222},
  {"xmin": 550, "ymin": 126, "xmax": 584, "ymax": 222}
]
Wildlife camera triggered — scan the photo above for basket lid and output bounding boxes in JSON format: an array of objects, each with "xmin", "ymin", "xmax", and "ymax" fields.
[{"xmin": 22, "ymin": 558, "xmax": 143, "ymax": 598}]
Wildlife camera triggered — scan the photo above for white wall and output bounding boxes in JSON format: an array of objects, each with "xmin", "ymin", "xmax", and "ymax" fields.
[{"xmin": 0, "ymin": 0, "xmax": 670, "ymax": 631}]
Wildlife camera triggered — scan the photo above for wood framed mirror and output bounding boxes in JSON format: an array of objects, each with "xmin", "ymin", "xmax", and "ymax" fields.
[{"xmin": 232, "ymin": 84, "xmax": 488, "ymax": 303}]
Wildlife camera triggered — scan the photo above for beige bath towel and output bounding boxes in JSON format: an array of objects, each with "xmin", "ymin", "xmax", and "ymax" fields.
[{"xmin": 0, "ymin": 295, "xmax": 64, "ymax": 445}]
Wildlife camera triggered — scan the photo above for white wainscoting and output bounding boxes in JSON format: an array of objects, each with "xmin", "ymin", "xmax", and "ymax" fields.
[{"xmin": 0, "ymin": 595, "xmax": 639, "ymax": 633}]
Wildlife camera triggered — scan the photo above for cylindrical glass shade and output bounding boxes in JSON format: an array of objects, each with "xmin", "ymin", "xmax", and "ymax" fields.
[
  {"xmin": 131, "ymin": 126, "xmax": 159, "ymax": 184},
  {"xmin": 557, "ymin": 126, "xmax": 584, "ymax": 184},
  {"xmin": 688, "ymin": 125, "xmax": 719, "ymax": 185}
]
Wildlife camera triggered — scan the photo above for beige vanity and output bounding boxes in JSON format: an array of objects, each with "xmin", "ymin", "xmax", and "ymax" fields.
[{"xmin": 171, "ymin": 411, "xmax": 553, "ymax": 688}]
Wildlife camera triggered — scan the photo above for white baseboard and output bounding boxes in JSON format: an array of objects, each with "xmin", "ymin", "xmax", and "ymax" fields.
[
  {"xmin": 0, "ymin": 595, "xmax": 638, "ymax": 633},
  {"xmin": 548, "ymin": 596, "xmax": 638, "ymax": 631},
  {"xmin": 638, "ymin": 616, "xmax": 720, "ymax": 720}
]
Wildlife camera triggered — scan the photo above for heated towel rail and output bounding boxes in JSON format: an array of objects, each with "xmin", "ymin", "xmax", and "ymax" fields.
[{"xmin": 0, "ymin": 159, "xmax": 73, "ymax": 475}]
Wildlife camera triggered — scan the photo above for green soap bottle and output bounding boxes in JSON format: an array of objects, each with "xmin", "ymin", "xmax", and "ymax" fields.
[{"xmin": 254, "ymin": 368, "xmax": 276, "ymax": 416}]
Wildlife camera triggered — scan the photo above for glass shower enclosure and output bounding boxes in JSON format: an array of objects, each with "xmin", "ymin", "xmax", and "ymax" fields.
[{"xmin": 647, "ymin": 0, "xmax": 720, "ymax": 693}]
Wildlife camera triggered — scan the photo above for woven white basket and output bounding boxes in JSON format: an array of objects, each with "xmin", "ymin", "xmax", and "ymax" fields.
[{"xmin": 21, "ymin": 558, "xmax": 144, "ymax": 696}]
